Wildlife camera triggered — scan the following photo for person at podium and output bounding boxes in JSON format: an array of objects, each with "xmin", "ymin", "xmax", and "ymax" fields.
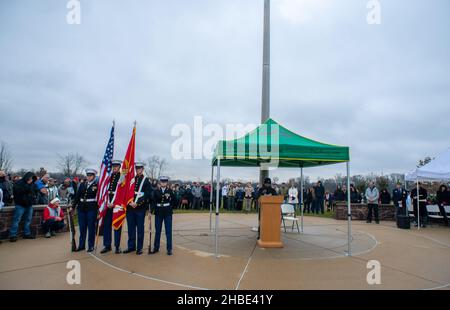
[{"xmin": 257, "ymin": 177, "xmax": 278, "ymax": 239}]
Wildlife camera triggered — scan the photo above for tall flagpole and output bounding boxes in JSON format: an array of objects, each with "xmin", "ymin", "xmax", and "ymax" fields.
[{"xmin": 260, "ymin": 0, "xmax": 270, "ymax": 185}]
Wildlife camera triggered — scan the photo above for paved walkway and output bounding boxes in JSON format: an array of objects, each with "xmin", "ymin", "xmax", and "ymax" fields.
[{"xmin": 0, "ymin": 214, "xmax": 449, "ymax": 290}]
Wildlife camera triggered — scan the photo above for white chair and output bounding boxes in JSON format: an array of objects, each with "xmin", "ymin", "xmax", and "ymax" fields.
[
  {"xmin": 407, "ymin": 203, "xmax": 415, "ymax": 218},
  {"xmin": 445, "ymin": 205, "xmax": 450, "ymax": 217},
  {"xmin": 281, "ymin": 203, "xmax": 300, "ymax": 234},
  {"xmin": 426, "ymin": 205, "xmax": 443, "ymax": 220}
]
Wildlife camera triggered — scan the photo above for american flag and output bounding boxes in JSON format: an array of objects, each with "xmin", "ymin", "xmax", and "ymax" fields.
[{"xmin": 97, "ymin": 124, "xmax": 115, "ymax": 227}]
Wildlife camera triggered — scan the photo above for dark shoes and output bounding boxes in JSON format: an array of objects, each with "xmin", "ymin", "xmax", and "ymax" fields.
[
  {"xmin": 115, "ymin": 247, "xmax": 122, "ymax": 254},
  {"xmin": 375, "ymin": 221, "xmax": 380, "ymax": 224},
  {"xmin": 136, "ymin": 250, "xmax": 143, "ymax": 255},
  {"xmin": 23, "ymin": 235, "xmax": 35, "ymax": 239},
  {"xmin": 87, "ymin": 248, "xmax": 94, "ymax": 253},
  {"xmin": 75, "ymin": 247, "xmax": 85, "ymax": 252},
  {"xmin": 366, "ymin": 220, "xmax": 371, "ymax": 224},
  {"xmin": 149, "ymin": 249, "xmax": 159, "ymax": 255},
  {"xmin": 50, "ymin": 231, "xmax": 56, "ymax": 236},
  {"xmin": 10, "ymin": 236, "xmax": 17, "ymax": 242},
  {"xmin": 123, "ymin": 248, "xmax": 135, "ymax": 254},
  {"xmin": 167, "ymin": 250, "xmax": 173, "ymax": 256},
  {"xmin": 100, "ymin": 247, "xmax": 112, "ymax": 254}
]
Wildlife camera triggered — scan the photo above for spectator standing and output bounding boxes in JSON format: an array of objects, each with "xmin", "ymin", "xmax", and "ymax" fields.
[
  {"xmin": 350, "ymin": 184, "xmax": 359, "ymax": 203},
  {"xmin": 221, "ymin": 183, "xmax": 229, "ymax": 210},
  {"xmin": 314, "ymin": 181, "xmax": 325, "ymax": 214},
  {"xmin": 192, "ymin": 183, "xmax": 202, "ymax": 210},
  {"xmin": 244, "ymin": 183, "xmax": 254, "ymax": 213},
  {"xmin": 227, "ymin": 184, "xmax": 236, "ymax": 210},
  {"xmin": 436, "ymin": 184, "xmax": 449, "ymax": 227},
  {"xmin": 411, "ymin": 182, "xmax": 428, "ymax": 228},
  {"xmin": 235, "ymin": 183, "xmax": 244, "ymax": 211},
  {"xmin": 58, "ymin": 178, "xmax": 75, "ymax": 204},
  {"xmin": 288, "ymin": 183, "xmax": 299, "ymax": 211},
  {"xmin": 35, "ymin": 174, "xmax": 50, "ymax": 204},
  {"xmin": 0, "ymin": 171, "xmax": 13, "ymax": 205},
  {"xmin": 47, "ymin": 178, "xmax": 59, "ymax": 202},
  {"xmin": 280, "ymin": 183, "xmax": 288, "ymax": 202},
  {"xmin": 334, "ymin": 185, "xmax": 346, "ymax": 202},
  {"xmin": 42, "ymin": 198, "xmax": 65, "ymax": 238},
  {"xmin": 9, "ymin": 172, "xmax": 37, "ymax": 242},
  {"xmin": 365, "ymin": 182, "xmax": 380, "ymax": 224},
  {"xmin": 380, "ymin": 189, "xmax": 391, "ymax": 205},
  {"xmin": 303, "ymin": 188, "xmax": 314, "ymax": 214},
  {"xmin": 201, "ymin": 184, "xmax": 211, "ymax": 210}
]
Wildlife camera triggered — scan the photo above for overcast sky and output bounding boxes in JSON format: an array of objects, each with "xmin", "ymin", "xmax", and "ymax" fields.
[{"xmin": 1, "ymin": 0, "xmax": 449, "ymax": 182}]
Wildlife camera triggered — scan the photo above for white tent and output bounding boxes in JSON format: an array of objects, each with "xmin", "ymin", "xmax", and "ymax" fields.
[
  {"xmin": 405, "ymin": 148, "xmax": 450, "ymax": 181},
  {"xmin": 405, "ymin": 147, "xmax": 450, "ymax": 230}
]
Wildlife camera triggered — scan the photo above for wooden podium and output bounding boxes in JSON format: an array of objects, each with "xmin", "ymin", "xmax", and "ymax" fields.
[{"xmin": 257, "ymin": 195, "xmax": 284, "ymax": 248}]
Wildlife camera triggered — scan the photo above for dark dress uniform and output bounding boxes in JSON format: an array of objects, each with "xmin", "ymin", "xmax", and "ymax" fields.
[
  {"xmin": 102, "ymin": 171, "xmax": 122, "ymax": 251},
  {"xmin": 73, "ymin": 179, "xmax": 98, "ymax": 251},
  {"xmin": 411, "ymin": 186, "xmax": 428, "ymax": 227},
  {"xmin": 125, "ymin": 174, "xmax": 151, "ymax": 253},
  {"xmin": 152, "ymin": 186, "xmax": 175, "ymax": 254},
  {"xmin": 392, "ymin": 187, "xmax": 408, "ymax": 216}
]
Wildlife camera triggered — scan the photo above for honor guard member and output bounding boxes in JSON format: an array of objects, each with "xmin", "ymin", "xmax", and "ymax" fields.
[
  {"xmin": 71, "ymin": 169, "xmax": 98, "ymax": 252},
  {"xmin": 150, "ymin": 176, "xmax": 175, "ymax": 256},
  {"xmin": 101, "ymin": 160, "xmax": 123, "ymax": 254},
  {"xmin": 123, "ymin": 162, "xmax": 151, "ymax": 255}
]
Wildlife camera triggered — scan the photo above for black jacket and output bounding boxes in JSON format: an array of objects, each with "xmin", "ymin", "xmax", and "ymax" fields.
[
  {"xmin": 12, "ymin": 172, "xmax": 36, "ymax": 207},
  {"xmin": 128, "ymin": 175, "xmax": 152, "ymax": 212},
  {"xmin": 73, "ymin": 181, "xmax": 98, "ymax": 212},
  {"xmin": 392, "ymin": 188, "xmax": 408, "ymax": 207},
  {"xmin": 257, "ymin": 186, "xmax": 277, "ymax": 198},
  {"xmin": 152, "ymin": 187, "xmax": 175, "ymax": 217},
  {"xmin": 380, "ymin": 191, "xmax": 391, "ymax": 204}
]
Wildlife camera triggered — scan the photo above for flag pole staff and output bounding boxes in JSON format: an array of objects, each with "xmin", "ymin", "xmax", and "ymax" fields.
[{"xmin": 94, "ymin": 119, "xmax": 116, "ymax": 254}]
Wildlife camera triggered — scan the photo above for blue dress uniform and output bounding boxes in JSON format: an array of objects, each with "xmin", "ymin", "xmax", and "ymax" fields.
[
  {"xmin": 392, "ymin": 186, "xmax": 408, "ymax": 217},
  {"xmin": 124, "ymin": 166, "xmax": 151, "ymax": 255},
  {"xmin": 72, "ymin": 169, "xmax": 98, "ymax": 252},
  {"xmin": 150, "ymin": 177, "xmax": 175, "ymax": 255},
  {"xmin": 101, "ymin": 160, "xmax": 123, "ymax": 254}
]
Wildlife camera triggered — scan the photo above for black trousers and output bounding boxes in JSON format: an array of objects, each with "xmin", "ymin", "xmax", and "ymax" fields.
[
  {"xmin": 42, "ymin": 219, "xmax": 65, "ymax": 233},
  {"xmin": 367, "ymin": 204, "xmax": 379, "ymax": 222},
  {"xmin": 438, "ymin": 204, "xmax": 449, "ymax": 226}
]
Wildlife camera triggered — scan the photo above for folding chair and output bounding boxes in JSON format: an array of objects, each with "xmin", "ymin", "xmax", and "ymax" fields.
[
  {"xmin": 426, "ymin": 205, "xmax": 443, "ymax": 226},
  {"xmin": 281, "ymin": 203, "xmax": 300, "ymax": 234}
]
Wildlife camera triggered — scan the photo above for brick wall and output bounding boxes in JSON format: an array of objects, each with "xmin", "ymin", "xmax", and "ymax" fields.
[
  {"xmin": 0, "ymin": 205, "xmax": 68, "ymax": 239},
  {"xmin": 334, "ymin": 202, "xmax": 396, "ymax": 221}
]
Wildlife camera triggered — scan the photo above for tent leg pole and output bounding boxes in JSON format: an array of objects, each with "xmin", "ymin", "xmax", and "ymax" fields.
[
  {"xmin": 417, "ymin": 179, "xmax": 420, "ymax": 231},
  {"xmin": 210, "ymin": 165, "xmax": 214, "ymax": 232},
  {"xmin": 347, "ymin": 162, "xmax": 352, "ymax": 256},
  {"xmin": 300, "ymin": 167, "xmax": 304, "ymax": 233},
  {"xmin": 215, "ymin": 157, "xmax": 221, "ymax": 258}
]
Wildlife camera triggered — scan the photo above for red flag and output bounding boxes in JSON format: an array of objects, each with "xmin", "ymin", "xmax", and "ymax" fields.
[{"xmin": 112, "ymin": 126, "xmax": 136, "ymax": 230}]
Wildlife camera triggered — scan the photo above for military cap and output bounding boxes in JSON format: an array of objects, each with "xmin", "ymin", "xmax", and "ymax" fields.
[
  {"xmin": 159, "ymin": 176, "xmax": 169, "ymax": 182},
  {"xmin": 85, "ymin": 168, "xmax": 98, "ymax": 176},
  {"xmin": 135, "ymin": 162, "xmax": 145, "ymax": 168},
  {"xmin": 112, "ymin": 160, "xmax": 122, "ymax": 166}
]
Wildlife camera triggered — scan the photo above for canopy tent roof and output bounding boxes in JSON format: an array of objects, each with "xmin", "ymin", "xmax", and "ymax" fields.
[
  {"xmin": 405, "ymin": 147, "xmax": 450, "ymax": 181},
  {"xmin": 212, "ymin": 118, "xmax": 350, "ymax": 168}
]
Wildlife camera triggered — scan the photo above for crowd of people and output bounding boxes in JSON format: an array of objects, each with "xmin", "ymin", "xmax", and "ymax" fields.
[{"xmin": 1, "ymin": 167, "xmax": 450, "ymax": 246}]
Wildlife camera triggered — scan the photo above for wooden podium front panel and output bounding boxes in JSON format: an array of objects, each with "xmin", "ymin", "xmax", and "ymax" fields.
[{"xmin": 257, "ymin": 195, "xmax": 284, "ymax": 248}]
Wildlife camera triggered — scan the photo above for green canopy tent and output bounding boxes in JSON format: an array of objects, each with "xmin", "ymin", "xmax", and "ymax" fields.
[{"xmin": 209, "ymin": 118, "xmax": 352, "ymax": 258}]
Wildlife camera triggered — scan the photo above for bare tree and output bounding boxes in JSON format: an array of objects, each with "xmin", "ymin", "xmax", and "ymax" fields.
[
  {"xmin": 57, "ymin": 153, "xmax": 75, "ymax": 176},
  {"xmin": 146, "ymin": 156, "xmax": 169, "ymax": 180},
  {"xmin": 0, "ymin": 141, "xmax": 13, "ymax": 172},
  {"xmin": 57, "ymin": 152, "xmax": 87, "ymax": 177},
  {"xmin": 73, "ymin": 153, "xmax": 87, "ymax": 176}
]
